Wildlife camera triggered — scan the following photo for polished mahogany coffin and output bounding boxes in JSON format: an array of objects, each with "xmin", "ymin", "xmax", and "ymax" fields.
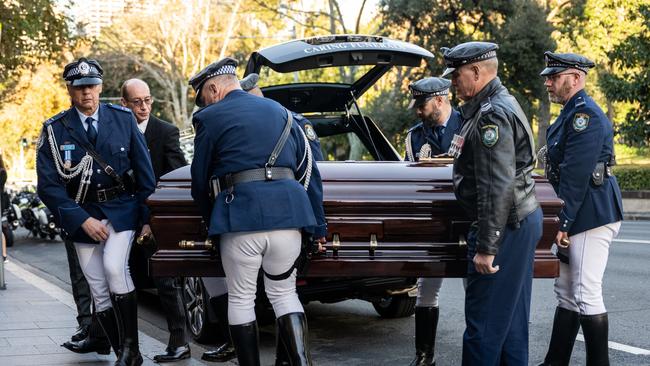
[{"xmin": 148, "ymin": 160, "xmax": 561, "ymax": 279}]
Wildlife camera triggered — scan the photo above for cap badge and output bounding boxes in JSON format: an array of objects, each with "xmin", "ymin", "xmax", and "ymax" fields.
[{"xmin": 78, "ymin": 62, "xmax": 90, "ymax": 75}]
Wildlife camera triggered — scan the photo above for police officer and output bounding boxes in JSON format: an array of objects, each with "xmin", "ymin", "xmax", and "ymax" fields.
[
  {"xmin": 405, "ymin": 77, "xmax": 462, "ymax": 162},
  {"xmin": 404, "ymin": 77, "xmax": 461, "ymax": 366},
  {"xmin": 36, "ymin": 58, "xmax": 156, "ymax": 366},
  {"xmin": 189, "ymin": 58, "xmax": 327, "ymax": 366},
  {"xmin": 440, "ymin": 42, "xmax": 543, "ymax": 365},
  {"xmin": 537, "ymin": 52, "xmax": 623, "ymax": 366}
]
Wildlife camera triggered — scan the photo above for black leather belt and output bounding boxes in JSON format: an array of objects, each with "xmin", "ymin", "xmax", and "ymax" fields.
[
  {"xmin": 85, "ymin": 185, "xmax": 126, "ymax": 203},
  {"xmin": 219, "ymin": 167, "xmax": 295, "ymax": 190}
]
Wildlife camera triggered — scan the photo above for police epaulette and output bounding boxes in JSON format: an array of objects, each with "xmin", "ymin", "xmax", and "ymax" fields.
[
  {"xmin": 44, "ymin": 110, "xmax": 66, "ymax": 125},
  {"xmin": 107, "ymin": 103, "xmax": 132, "ymax": 113},
  {"xmin": 480, "ymin": 100, "xmax": 494, "ymax": 114},
  {"xmin": 408, "ymin": 122, "xmax": 423, "ymax": 132},
  {"xmin": 575, "ymin": 96, "xmax": 586, "ymax": 108}
]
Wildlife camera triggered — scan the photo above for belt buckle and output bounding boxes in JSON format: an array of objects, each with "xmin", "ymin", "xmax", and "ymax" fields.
[{"xmin": 97, "ymin": 190, "xmax": 107, "ymax": 203}]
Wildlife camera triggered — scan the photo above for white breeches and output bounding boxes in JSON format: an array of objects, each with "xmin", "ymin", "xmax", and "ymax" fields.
[
  {"xmin": 220, "ymin": 229, "xmax": 304, "ymax": 325},
  {"xmin": 554, "ymin": 221, "xmax": 621, "ymax": 315},
  {"xmin": 74, "ymin": 220, "xmax": 135, "ymax": 312},
  {"xmin": 415, "ymin": 278, "xmax": 444, "ymax": 307}
]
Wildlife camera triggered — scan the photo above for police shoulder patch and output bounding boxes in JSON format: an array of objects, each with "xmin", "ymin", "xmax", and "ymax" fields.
[
  {"xmin": 481, "ymin": 124, "xmax": 499, "ymax": 147},
  {"xmin": 572, "ymin": 113, "xmax": 590, "ymax": 132},
  {"xmin": 304, "ymin": 123, "xmax": 317, "ymax": 141},
  {"xmin": 107, "ymin": 103, "xmax": 131, "ymax": 113}
]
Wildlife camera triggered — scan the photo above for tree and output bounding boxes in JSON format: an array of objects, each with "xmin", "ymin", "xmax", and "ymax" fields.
[
  {"xmin": 375, "ymin": 0, "xmax": 555, "ymax": 149},
  {"xmin": 0, "ymin": 0, "xmax": 70, "ymax": 84},
  {"xmin": 599, "ymin": 4, "xmax": 650, "ymax": 146}
]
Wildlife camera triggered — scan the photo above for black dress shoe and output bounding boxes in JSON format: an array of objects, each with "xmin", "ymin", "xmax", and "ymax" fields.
[
  {"xmin": 201, "ymin": 342, "xmax": 236, "ymax": 362},
  {"xmin": 62, "ymin": 336, "xmax": 111, "ymax": 355},
  {"xmin": 153, "ymin": 344, "xmax": 191, "ymax": 363},
  {"xmin": 70, "ymin": 324, "xmax": 90, "ymax": 342}
]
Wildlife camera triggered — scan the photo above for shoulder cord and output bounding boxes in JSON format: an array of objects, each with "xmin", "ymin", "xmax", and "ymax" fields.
[
  {"xmin": 405, "ymin": 131, "xmax": 415, "ymax": 161},
  {"xmin": 46, "ymin": 124, "xmax": 94, "ymax": 203},
  {"xmin": 296, "ymin": 127, "xmax": 313, "ymax": 191}
]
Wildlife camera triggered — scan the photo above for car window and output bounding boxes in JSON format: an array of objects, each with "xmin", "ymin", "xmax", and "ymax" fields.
[{"xmin": 318, "ymin": 132, "xmax": 375, "ymax": 161}]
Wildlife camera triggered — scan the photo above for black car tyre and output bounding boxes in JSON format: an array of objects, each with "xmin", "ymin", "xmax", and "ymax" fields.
[
  {"xmin": 182, "ymin": 277, "xmax": 216, "ymax": 343},
  {"xmin": 372, "ymin": 294, "xmax": 417, "ymax": 318}
]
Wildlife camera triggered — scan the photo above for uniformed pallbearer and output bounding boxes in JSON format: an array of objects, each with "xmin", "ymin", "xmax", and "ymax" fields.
[
  {"xmin": 189, "ymin": 58, "xmax": 327, "ymax": 366},
  {"xmin": 537, "ymin": 52, "xmax": 623, "ymax": 366},
  {"xmin": 404, "ymin": 76, "xmax": 461, "ymax": 366},
  {"xmin": 36, "ymin": 58, "xmax": 156, "ymax": 366},
  {"xmin": 440, "ymin": 42, "xmax": 543, "ymax": 365},
  {"xmin": 405, "ymin": 77, "xmax": 461, "ymax": 161}
]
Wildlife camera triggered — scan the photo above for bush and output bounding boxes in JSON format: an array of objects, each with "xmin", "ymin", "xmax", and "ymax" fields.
[{"xmin": 613, "ymin": 165, "xmax": 650, "ymax": 191}]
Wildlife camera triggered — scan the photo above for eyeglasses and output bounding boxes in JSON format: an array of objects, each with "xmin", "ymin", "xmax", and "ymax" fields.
[
  {"xmin": 544, "ymin": 72, "xmax": 580, "ymax": 82},
  {"xmin": 128, "ymin": 97, "xmax": 154, "ymax": 106}
]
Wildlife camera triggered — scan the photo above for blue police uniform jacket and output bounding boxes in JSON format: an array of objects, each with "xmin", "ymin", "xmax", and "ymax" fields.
[
  {"xmin": 36, "ymin": 104, "xmax": 156, "ymax": 243},
  {"xmin": 405, "ymin": 109, "xmax": 462, "ymax": 161},
  {"xmin": 546, "ymin": 89, "xmax": 623, "ymax": 236},
  {"xmin": 191, "ymin": 89, "xmax": 327, "ymax": 238}
]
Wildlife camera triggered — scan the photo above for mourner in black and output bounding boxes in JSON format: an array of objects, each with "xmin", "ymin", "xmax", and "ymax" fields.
[
  {"xmin": 537, "ymin": 52, "xmax": 623, "ymax": 366},
  {"xmin": 404, "ymin": 76, "xmax": 461, "ymax": 366},
  {"xmin": 37, "ymin": 58, "xmax": 156, "ymax": 366},
  {"xmin": 441, "ymin": 42, "xmax": 542, "ymax": 365},
  {"xmin": 121, "ymin": 79, "xmax": 191, "ymax": 363}
]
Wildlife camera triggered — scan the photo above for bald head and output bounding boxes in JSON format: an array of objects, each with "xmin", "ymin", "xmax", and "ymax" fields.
[
  {"xmin": 201, "ymin": 74, "xmax": 241, "ymax": 106},
  {"xmin": 121, "ymin": 79, "xmax": 152, "ymax": 123}
]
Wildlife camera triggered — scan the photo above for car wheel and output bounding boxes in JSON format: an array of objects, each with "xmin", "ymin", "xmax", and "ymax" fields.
[
  {"xmin": 182, "ymin": 277, "xmax": 216, "ymax": 343},
  {"xmin": 372, "ymin": 294, "xmax": 417, "ymax": 318}
]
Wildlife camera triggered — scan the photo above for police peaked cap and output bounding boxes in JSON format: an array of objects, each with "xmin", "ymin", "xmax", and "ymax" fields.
[
  {"xmin": 189, "ymin": 57, "xmax": 239, "ymax": 107},
  {"xmin": 408, "ymin": 77, "xmax": 451, "ymax": 109},
  {"xmin": 540, "ymin": 51, "xmax": 595, "ymax": 76},
  {"xmin": 440, "ymin": 42, "xmax": 499, "ymax": 78},
  {"xmin": 63, "ymin": 58, "xmax": 103, "ymax": 86}
]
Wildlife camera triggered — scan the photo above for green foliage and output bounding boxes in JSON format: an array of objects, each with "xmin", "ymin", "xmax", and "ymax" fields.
[
  {"xmin": 599, "ymin": 4, "xmax": 650, "ymax": 147},
  {"xmin": 613, "ymin": 165, "xmax": 650, "ymax": 191},
  {"xmin": 0, "ymin": 0, "xmax": 70, "ymax": 82}
]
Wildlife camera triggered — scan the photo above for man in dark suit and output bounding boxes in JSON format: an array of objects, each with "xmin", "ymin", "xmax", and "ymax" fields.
[{"xmin": 121, "ymin": 78, "xmax": 190, "ymax": 363}]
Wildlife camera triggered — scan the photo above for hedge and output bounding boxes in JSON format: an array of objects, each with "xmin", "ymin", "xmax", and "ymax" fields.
[{"xmin": 613, "ymin": 165, "xmax": 650, "ymax": 191}]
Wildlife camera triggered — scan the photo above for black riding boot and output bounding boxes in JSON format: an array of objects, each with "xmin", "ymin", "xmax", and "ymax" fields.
[
  {"xmin": 581, "ymin": 313, "xmax": 610, "ymax": 366},
  {"xmin": 229, "ymin": 321, "xmax": 260, "ymax": 366},
  {"xmin": 96, "ymin": 307, "xmax": 121, "ymax": 356},
  {"xmin": 201, "ymin": 294, "xmax": 237, "ymax": 362},
  {"xmin": 410, "ymin": 307, "xmax": 439, "ymax": 366},
  {"xmin": 276, "ymin": 312, "xmax": 312, "ymax": 366},
  {"xmin": 538, "ymin": 307, "xmax": 581, "ymax": 366},
  {"xmin": 274, "ymin": 324, "xmax": 290, "ymax": 366},
  {"xmin": 113, "ymin": 291, "xmax": 143, "ymax": 366}
]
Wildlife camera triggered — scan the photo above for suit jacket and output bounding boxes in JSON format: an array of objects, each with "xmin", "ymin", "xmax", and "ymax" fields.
[{"xmin": 143, "ymin": 116, "xmax": 187, "ymax": 180}]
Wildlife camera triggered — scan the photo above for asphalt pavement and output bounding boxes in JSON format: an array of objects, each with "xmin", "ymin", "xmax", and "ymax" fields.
[{"xmin": 3, "ymin": 221, "xmax": 650, "ymax": 365}]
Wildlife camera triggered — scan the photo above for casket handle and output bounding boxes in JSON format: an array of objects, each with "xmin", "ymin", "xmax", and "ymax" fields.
[
  {"xmin": 332, "ymin": 233, "xmax": 340, "ymax": 257},
  {"xmin": 458, "ymin": 235, "xmax": 466, "ymax": 246},
  {"xmin": 178, "ymin": 238, "xmax": 213, "ymax": 250},
  {"xmin": 369, "ymin": 233, "xmax": 378, "ymax": 256}
]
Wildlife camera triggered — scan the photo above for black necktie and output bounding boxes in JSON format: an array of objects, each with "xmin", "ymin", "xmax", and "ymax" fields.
[
  {"xmin": 85, "ymin": 117, "xmax": 97, "ymax": 145},
  {"xmin": 435, "ymin": 125, "xmax": 445, "ymax": 147}
]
